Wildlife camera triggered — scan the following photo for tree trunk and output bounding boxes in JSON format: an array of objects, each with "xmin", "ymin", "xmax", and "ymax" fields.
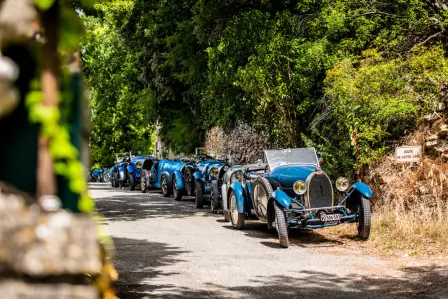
[{"xmin": 37, "ymin": 4, "xmax": 59, "ymax": 198}]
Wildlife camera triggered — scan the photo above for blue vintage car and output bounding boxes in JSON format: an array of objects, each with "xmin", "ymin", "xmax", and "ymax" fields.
[
  {"xmin": 222, "ymin": 148, "xmax": 372, "ymax": 248},
  {"xmin": 90, "ymin": 168, "xmax": 104, "ymax": 182},
  {"xmin": 192, "ymin": 158, "xmax": 227, "ymax": 210},
  {"xmin": 140, "ymin": 157, "xmax": 186, "ymax": 201},
  {"xmin": 110, "ymin": 152, "xmax": 145, "ymax": 190}
]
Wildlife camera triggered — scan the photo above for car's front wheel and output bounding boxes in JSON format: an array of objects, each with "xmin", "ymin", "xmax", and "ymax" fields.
[
  {"xmin": 129, "ymin": 174, "xmax": 135, "ymax": 191},
  {"xmin": 173, "ymin": 176, "xmax": 182, "ymax": 201},
  {"xmin": 229, "ymin": 190, "xmax": 245, "ymax": 229},
  {"xmin": 274, "ymin": 202, "xmax": 289, "ymax": 248},
  {"xmin": 357, "ymin": 197, "xmax": 371, "ymax": 240},
  {"xmin": 113, "ymin": 173, "xmax": 119, "ymax": 188},
  {"xmin": 195, "ymin": 180, "xmax": 203, "ymax": 208},
  {"xmin": 161, "ymin": 174, "xmax": 170, "ymax": 197}
]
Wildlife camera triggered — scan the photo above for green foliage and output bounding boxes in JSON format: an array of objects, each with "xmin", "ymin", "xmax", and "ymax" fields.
[
  {"xmin": 314, "ymin": 47, "xmax": 448, "ymax": 173},
  {"xmin": 82, "ymin": 0, "xmax": 448, "ymax": 176},
  {"xmin": 82, "ymin": 2, "xmax": 155, "ymax": 166}
]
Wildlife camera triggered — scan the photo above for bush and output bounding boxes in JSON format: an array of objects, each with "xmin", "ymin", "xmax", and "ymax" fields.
[{"xmin": 313, "ymin": 47, "xmax": 448, "ymax": 174}]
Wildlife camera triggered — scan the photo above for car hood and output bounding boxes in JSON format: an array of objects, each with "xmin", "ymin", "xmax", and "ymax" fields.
[{"xmin": 266, "ymin": 165, "xmax": 317, "ymax": 188}]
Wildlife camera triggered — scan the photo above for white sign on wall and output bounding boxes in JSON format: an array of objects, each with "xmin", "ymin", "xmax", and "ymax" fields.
[{"xmin": 395, "ymin": 146, "xmax": 422, "ymax": 163}]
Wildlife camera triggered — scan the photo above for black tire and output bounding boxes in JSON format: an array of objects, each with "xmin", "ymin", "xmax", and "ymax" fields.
[
  {"xmin": 110, "ymin": 174, "xmax": 114, "ymax": 187},
  {"xmin": 274, "ymin": 202, "xmax": 289, "ymax": 248},
  {"xmin": 119, "ymin": 180, "xmax": 125, "ymax": 189},
  {"xmin": 184, "ymin": 168, "xmax": 195, "ymax": 196},
  {"xmin": 357, "ymin": 197, "xmax": 371, "ymax": 240},
  {"xmin": 229, "ymin": 190, "xmax": 245, "ymax": 229},
  {"xmin": 210, "ymin": 180, "xmax": 220, "ymax": 213},
  {"xmin": 113, "ymin": 172, "xmax": 119, "ymax": 188},
  {"xmin": 161, "ymin": 174, "xmax": 170, "ymax": 197},
  {"xmin": 129, "ymin": 174, "xmax": 135, "ymax": 191},
  {"xmin": 195, "ymin": 180, "xmax": 204, "ymax": 208},
  {"xmin": 173, "ymin": 176, "xmax": 182, "ymax": 201},
  {"xmin": 140, "ymin": 171, "xmax": 147, "ymax": 193},
  {"xmin": 253, "ymin": 177, "xmax": 273, "ymax": 220}
]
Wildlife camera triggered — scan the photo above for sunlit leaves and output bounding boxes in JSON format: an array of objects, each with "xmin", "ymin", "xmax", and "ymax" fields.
[{"xmin": 35, "ymin": 0, "xmax": 56, "ymax": 10}]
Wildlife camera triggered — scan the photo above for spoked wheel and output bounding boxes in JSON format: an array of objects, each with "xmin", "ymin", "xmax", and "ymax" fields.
[
  {"xmin": 253, "ymin": 177, "xmax": 273, "ymax": 221},
  {"xmin": 184, "ymin": 168, "xmax": 195, "ymax": 196},
  {"xmin": 195, "ymin": 180, "xmax": 203, "ymax": 208},
  {"xmin": 229, "ymin": 190, "xmax": 245, "ymax": 229},
  {"xmin": 357, "ymin": 197, "xmax": 371, "ymax": 240},
  {"xmin": 140, "ymin": 172, "xmax": 147, "ymax": 193},
  {"xmin": 274, "ymin": 202, "xmax": 289, "ymax": 248},
  {"xmin": 161, "ymin": 174, "xmax": 170, "ymax": 197},
  {"xmin": 173, "ymin": 176, "xmax": 182, "ymax": 201}
]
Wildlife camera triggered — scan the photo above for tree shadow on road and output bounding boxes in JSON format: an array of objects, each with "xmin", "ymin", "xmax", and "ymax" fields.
[
  {"xmin": 113, "ymin": 234, "xmax": 448, "ymax": 299},
  {"xmin": 112, "ymin": 237, "xmax": 188, "ymax": 298},
  {"xmin": 222, "ymin": 221, "xmax": 345, "ymax": 249},
  {"xmin": 94, "ymin": 186, "xmax": 220, "ymax": 221}
]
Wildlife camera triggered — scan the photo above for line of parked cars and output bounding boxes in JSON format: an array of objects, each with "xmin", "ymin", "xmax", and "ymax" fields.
[{"xmin": 106, "ymin": 147, "xmax": 373, "ymax": 248}]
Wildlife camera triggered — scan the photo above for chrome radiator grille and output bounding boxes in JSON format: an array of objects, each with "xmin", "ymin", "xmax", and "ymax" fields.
[{"xmin": 306, "ymin": 173, "xmax": 333, "ymax": 209}]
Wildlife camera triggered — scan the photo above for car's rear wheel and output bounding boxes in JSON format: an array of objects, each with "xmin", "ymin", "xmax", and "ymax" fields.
[
  {"xmin": 173, "ymin": 176, "xmax": 182, "ymax": 201},
  {"xmin": 229, "ymin": 190, "xmax": 245, "ymax": 229},
  {"xmin": 357, "ymin": 197, "xmax": 371, "ymax": 240},
  {"xmin": 129, "ymin": 174, "xmax": 135, "ymax": 191},
  {"xmin": 141, "ymin": 171, "xmax": 147, "ymax": 193},
  {"xmin": 253, "ymin": 177, "xmax": 273, "ymax": 220},
  {"xmin": 161, "ymin": 174, "xmax": 170, "ymax": 197},
  {"xmin": 195, "ymin": 180, "xmax": 203, "ymax": 208},
  {"xmin": 274, "ymin": 202, "xmax": 289, "ymax": 248},
  {"xmin": 184, "ymin": 168, "xmax": 195, "ymax": 196}
]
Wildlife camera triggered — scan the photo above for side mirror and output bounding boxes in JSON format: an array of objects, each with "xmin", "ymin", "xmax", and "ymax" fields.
[{"xmin": 318, "ymin": 157, "xmax": 324, "ymax": 165}]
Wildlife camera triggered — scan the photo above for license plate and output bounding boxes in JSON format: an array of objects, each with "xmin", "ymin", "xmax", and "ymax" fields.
[{"xmin": 320, "ymin": 214, "xmax": 341, "ymax": 222}]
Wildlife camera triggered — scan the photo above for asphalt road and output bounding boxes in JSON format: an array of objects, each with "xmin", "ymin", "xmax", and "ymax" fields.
[{"xmin": 90, "ymin": 183, "xmax": 448, "ymax": 299}]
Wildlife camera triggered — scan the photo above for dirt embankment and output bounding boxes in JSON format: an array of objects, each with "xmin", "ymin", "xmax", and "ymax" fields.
[{"xmin": 325, "ymin": 111, "xmax": 448, "ymax": 258}]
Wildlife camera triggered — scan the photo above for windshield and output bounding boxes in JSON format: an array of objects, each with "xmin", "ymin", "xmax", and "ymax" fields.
[{"xmin": 264, "ymin": 148, "xmax": 318, "ymax": 170}]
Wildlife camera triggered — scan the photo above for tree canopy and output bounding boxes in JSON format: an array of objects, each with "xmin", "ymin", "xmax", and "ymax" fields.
[{"xmin": 82, "ymin": 0, "xmax": 448, "ymax": 176}]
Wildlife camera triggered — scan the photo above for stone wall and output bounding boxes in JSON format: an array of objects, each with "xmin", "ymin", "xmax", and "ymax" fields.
[{"xmin": 204, "ymin": 123, "xmax": 268, "ymax": 164}]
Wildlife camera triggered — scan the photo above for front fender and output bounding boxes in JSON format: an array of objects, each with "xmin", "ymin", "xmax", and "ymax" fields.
[
  {"xmin": 127, "ymin": 165, "xmax": 134, "ymax": 173},
  {"xmin": 229, "ymin": 182, "xmax": 246, "ymax": 213},
  {"xmin": 351, "ymin": 182, "xmax": 372, "ymax": 199},
  {"xmin": 193, "ymin": 171, "xmax": 202, "ymax": 180},
  {"xmin": 118, "ymin": 166, "xmax": 126, "ymax": 180},
  {"xmin": 173, "ymin": 170, "xmax": 185, "ymax": 190},
  {"xmin": 271, "ymin": 190, "xmax": 291, "ymax": 208}
]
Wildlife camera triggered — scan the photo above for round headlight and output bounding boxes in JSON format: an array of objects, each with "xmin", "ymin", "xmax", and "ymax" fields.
[
  {"xmin": 293, "ymin": 180, "xmax": 306, "ymax": 195},
  {"xmin": 210, "ymin": 167, "xmax": 219, "ymax": 177},
  {"xmin": 336, "ymin": 177, "xmax": 349, "ymax": 192},
  {"xmin": 223, "ymin": 165, "xmax": 229, "ymax": 172},
  {"xmin": 136, "ymin": 161, "xmax": 142, "ymax": 168}
]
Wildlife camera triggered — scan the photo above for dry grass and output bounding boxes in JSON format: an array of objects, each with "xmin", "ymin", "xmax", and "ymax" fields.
[{"xmin": 323, "ymin": 129, "xmax": 448, "ymax": 257}]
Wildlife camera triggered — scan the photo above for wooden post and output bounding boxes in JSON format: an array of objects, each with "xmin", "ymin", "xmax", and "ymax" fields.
[{"xmin": 37, "ymin": 3, "xmax": 59, "ymax": 198}]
